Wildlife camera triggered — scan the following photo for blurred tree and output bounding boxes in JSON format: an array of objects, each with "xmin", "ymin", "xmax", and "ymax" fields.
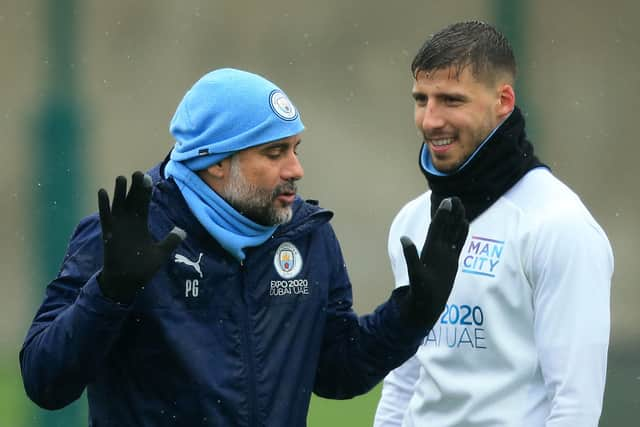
[
  {"xmin": 30, "ymin": 0, "xmax": 86, "ymax": 425},
  {"xmin": 492, "ymin": 0, "xmax": 540, "ymax": 145}
]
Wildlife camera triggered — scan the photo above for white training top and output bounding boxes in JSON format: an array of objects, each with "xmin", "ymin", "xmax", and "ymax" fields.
[{"xmin": 374, "ymin": 168, "xmax": 613, "ymax": 427}]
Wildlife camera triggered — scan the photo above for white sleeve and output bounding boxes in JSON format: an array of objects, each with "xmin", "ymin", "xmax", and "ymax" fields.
[
  {"xmin": 387, "ymin": 198, "xmax": 430, "ymax": 289},
  {"xmin": 388, "ymin": 220, "xmax": 410, "ymax": 288},
  {"xmin": 373, "ymin": 355, "xmax": 421, "ymax": 427},
  {"xmin": 374, "ymin": 205, "xmax": 426, "ymax": 426},
  {"xmin": 527, "ymin": 209, "xmax": 613, "ymax": 427}
]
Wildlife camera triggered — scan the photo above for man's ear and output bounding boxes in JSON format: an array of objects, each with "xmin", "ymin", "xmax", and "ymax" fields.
[
  {"xmin": 497, "ymin": 83, "xmax": 515, "ymax": 117},
  {"xmin": 197, "ymin": 157, "xmax": 231, "ymax": 191},
  {"xmin": 206, "ymin": 160, "xmax": 228, "ymax": 179}
]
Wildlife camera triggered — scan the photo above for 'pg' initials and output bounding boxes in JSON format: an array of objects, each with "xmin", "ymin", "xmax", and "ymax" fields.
[{"xmin": 185, "ymin": 280, "xmax": 199, "ymax": 297}]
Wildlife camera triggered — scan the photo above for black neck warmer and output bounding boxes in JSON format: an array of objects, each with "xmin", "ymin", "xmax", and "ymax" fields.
[{"xmin": 422, "ymin": 107, "xmax": 547, "ymax": 222}]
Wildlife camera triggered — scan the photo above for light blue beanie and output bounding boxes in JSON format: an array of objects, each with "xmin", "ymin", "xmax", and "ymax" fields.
[{"xmin": 169, "ymin": 68, "xmax": 305, "ymax": 170}]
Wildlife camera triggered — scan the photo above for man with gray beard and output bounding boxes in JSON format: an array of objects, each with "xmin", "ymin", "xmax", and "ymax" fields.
[{"xmin": 20, "ymin": 68, "xmax": 468, "ymax": 426}]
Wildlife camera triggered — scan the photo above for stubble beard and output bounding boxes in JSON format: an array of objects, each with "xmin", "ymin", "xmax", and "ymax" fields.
[
  {"xmin": 221, "ymin": 158, "xmax": 295, "ymax": 226},
  {"xmin": 426, "ymin": 118, "xmax": 496, "ymax": 173}
]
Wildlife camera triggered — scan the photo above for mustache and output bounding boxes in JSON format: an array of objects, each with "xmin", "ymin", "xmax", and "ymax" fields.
[{"xmin": 273, "ymin": 180, "xmax": 297, "ymax": 197}]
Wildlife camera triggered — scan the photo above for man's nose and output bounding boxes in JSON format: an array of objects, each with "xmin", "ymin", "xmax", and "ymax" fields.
[
  {"xmin": 419, "ymin": 103, "xmax": 445, "ymax": 131},
  {"xmin": 282, "ymin": 151, "xmax": 304, "ymax": 181}
]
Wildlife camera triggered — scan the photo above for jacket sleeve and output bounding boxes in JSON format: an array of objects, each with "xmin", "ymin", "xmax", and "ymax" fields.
[
  {"xmin": 313, "ymin": 225, "xmax": 427, "ymax": 399},
  {"xmin": 527, "ymin": 208, "xmax": 613, "ymax": 427},
  {"xmin": 19, "ymin": 214, "xmax": 132, "ymax": 410}
]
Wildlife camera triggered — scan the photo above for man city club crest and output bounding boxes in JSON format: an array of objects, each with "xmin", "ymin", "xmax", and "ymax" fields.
[
  {"xmin": 274, "ymin": 242, "xmax": 302, "ymax": 279},
  {"xmin": 269, "ymin": 90, "xmax": 298, "ymax": 121}
]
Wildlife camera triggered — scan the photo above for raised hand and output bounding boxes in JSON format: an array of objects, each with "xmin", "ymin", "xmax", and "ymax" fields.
[
  {"xmin": 400, "ymin": 197, "xmax": 469, "ymax": 329},
  {"xmin": 98, "ymin": 171, "xmax": 186, "ymax": 303}
]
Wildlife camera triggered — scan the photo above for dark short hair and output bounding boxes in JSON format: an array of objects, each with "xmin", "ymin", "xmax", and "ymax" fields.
[{"xmin": 411, "ymin": 21, "xmax": 516, "ymax": 85}]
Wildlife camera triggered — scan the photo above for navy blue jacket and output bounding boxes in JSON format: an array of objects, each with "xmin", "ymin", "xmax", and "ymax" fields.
[{"xmin": 20, "ymin": 164, "xmax": 425, "ymax": 426}]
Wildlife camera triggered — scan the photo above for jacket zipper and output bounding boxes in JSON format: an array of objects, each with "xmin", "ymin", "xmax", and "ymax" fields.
[
  {"xmin": 237, "ymin": 211, "xmax": 329, "ymax": 426},
  {"xmin": 239, "ymin": 260, "xmax": 259, "ymax": 427}
]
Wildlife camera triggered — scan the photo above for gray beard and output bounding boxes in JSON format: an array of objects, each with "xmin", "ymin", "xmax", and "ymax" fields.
[{"xmin": 220, "ymin": 158, "xmax": 295, "ymax": 226}]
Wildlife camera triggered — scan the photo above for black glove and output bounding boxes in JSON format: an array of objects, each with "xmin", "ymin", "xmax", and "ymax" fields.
[
  {"xmin": 399, "ymin": 197, "xmax": 469, "ymax": 329},
  {"xmin": 97, "ymin": 171, "xmax": 186, "ymax": 303}
]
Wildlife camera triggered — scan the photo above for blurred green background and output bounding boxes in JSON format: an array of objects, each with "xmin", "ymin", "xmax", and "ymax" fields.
[{"xmin": 2, "ymin": 0, "xmax": 639, "ymax": 425}]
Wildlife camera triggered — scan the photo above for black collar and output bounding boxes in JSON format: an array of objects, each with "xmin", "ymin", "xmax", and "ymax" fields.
[{"xmin": 421, "ymin": 107, "xmax": 548, "ymax": 222}]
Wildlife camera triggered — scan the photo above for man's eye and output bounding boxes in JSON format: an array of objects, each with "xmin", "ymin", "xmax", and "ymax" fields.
[
  {"xmin": 414, "ymin": 96, "xmax": 427, "ymax": 105},
  {"xmin": 444, "ymin": 97, "xmax": 462, "ymax": 105}
]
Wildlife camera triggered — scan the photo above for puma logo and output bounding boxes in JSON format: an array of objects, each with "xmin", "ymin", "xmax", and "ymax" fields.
[{"xmin": 174, "ymin": 253, "xmax": 203, "ymax": 278}]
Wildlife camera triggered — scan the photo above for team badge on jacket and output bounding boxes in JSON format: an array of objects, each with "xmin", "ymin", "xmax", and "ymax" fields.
[{"xmin": 274, "ymin": 242, "xmax": 302, "ymax": 279}]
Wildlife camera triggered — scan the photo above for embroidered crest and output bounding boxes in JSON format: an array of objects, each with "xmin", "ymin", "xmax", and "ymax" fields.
[
  {"xmin": 274, "ymin": 242, "xmax": 302, "ymax": 279},
  {"xmin": 269, "ymin": 90, "xmax": 298, "ymax": 121}
]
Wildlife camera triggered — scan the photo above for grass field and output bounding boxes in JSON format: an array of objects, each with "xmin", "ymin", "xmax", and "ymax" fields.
[{"xmin": 308, "ymin": 386, "xmax": 381, "ymax": 427}]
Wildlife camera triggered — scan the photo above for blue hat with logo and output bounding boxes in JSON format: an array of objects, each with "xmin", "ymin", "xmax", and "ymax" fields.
[{"xmin": 169, "ymin": 68, "xmax": 304, "ymax": 170}]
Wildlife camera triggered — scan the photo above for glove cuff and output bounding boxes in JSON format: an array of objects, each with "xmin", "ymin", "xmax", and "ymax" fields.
[
  {"xmin": 97, "ymin": 271, "xmax": 137, "ymax": 304},
  {"xmin": 394, "ymin": 286, "xmax": 438, "ymax": 331}
]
